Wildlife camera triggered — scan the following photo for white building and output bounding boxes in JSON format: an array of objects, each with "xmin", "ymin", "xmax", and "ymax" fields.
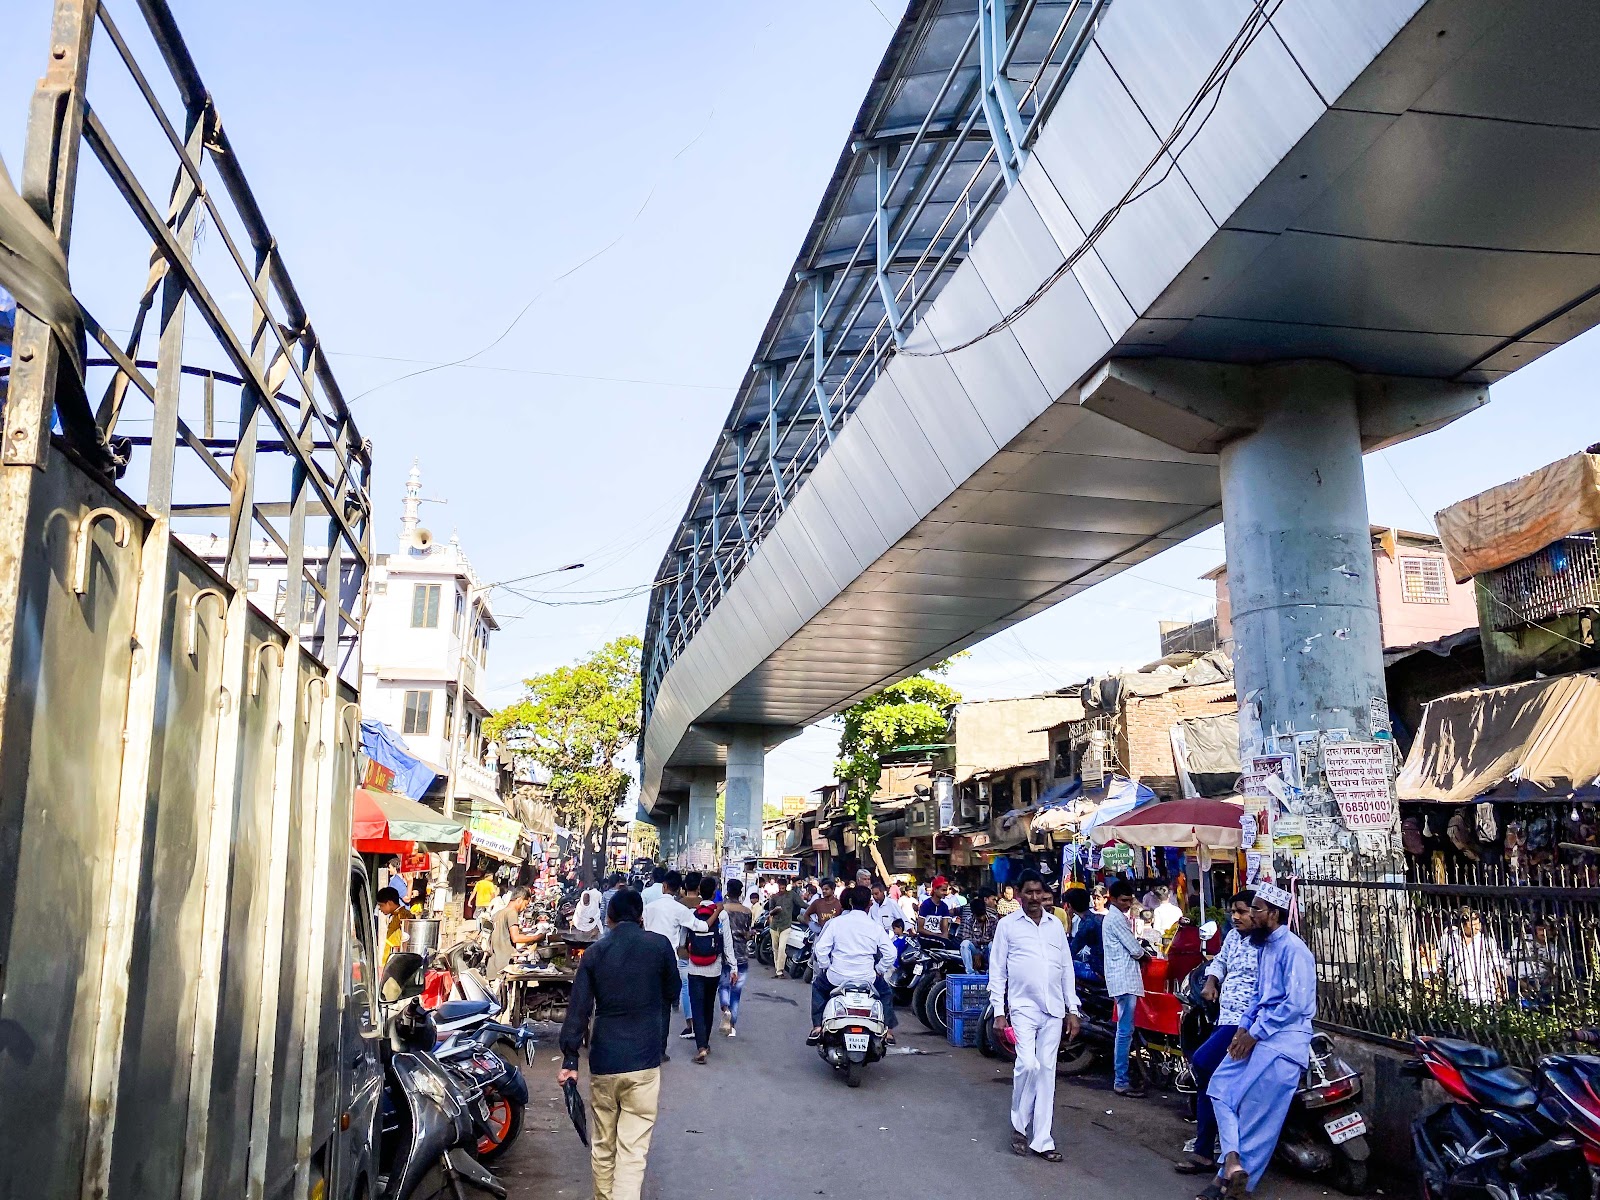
[{"xmin": 181, "ymin": 460, "xmax": 506, "ymax": 813}]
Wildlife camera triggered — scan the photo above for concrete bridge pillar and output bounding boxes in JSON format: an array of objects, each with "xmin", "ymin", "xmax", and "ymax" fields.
[
  {"xmin": 685, "ymin": 770, "xmax": 720, "ymax": 872},
  {"xmin": 1218, "ymin": 363, "xmax": 1386, "ymax": 757},
  {"xmin": 721, "ymin": 727, "xmax": 766, "ymax": 867}
]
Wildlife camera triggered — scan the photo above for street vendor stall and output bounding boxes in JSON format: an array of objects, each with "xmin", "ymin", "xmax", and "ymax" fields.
[
  {"xmin": 1091, "ymin": 796, "xmax": 1246, "ymax": 913},
  {"xmin": 352, "ymin": 786, "xmax": 464, "ymax": 855}
]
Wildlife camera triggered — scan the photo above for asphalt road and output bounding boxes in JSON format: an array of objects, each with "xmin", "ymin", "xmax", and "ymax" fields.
[{"xmin": 492, "ymin": 971, "xmax": 1337, "ymax": 1200}]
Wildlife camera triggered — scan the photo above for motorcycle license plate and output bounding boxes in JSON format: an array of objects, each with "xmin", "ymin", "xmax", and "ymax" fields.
[
  {"xmin": 1323, "ymin": 1112, "xmax": 1366, "ymax": 1144},
  {"xmin": 844, "ymin": 1033, "xmax": 870, "ymax": 1053},
  {"xmin": 911, "ymin": 964, "xmax": 923, "ymax": 978}
]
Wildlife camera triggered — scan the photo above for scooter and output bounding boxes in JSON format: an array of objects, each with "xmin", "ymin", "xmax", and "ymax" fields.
[
  {"xmin": 435, "ymin": 1021, "xmax": 536, "ymax": 1164},
  {"xmin": 817, "ymin": 979, "xmax": 889, "ymax": 1088},
  {"xmin": 376, "ymin": 953, "xmax": 507, "ymax": 1199},
  {"xmin": 784, "ymin": 925, "xmax": 815, "ymax": 980},
  {"xmin": 1403, "ymin": 1034, "xmax": 1596, "ymax": 1200},
  {"xmin": 1273, "ymin": 1031, "xmax": 1371, "ymax": 1195}
]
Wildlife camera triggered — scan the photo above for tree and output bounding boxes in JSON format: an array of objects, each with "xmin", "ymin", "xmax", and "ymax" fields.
[
  {"xmin": 485, "ymin": 635, "xmax": 641, "ymax": 882},
  {"xmin": 832, "ymin": 662, "xmax": 961, "ymax": 879}
]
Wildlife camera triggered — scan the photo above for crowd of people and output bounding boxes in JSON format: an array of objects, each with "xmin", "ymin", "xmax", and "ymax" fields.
[{"xmin": 544, "ymin": 860, "xmax": 1317, "ymax": 1200}]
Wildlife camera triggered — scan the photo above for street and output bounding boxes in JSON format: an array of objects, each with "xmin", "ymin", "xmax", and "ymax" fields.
[{"xmin": 492, "ymin": 973, "xmax": 1333, "ymax": 1200}]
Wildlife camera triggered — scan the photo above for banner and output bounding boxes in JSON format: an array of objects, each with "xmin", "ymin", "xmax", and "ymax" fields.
[
  {"xmin": 468, "ymin": 813, "xmax": 524, "ymax": 861},
  {"xmin": 1323, "ymin": 741, "xmax": 1396, "ymax": 832}
]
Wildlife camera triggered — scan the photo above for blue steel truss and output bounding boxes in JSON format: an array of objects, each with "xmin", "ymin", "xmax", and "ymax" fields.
[{"xmin": 642, "ymin": 0, "xmax": 1110, "ymax": 734}]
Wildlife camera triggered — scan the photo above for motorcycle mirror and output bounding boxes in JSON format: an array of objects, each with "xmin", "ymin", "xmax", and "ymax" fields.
[{"xmin": 380, "ymin": 951, "xmax": 426, "ymax": 1002}]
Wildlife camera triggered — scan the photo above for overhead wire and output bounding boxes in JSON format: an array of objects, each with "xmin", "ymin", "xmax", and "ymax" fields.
[{"xmin": 898, "ymin": 0, "xmax": 1280, "ymax": 359}]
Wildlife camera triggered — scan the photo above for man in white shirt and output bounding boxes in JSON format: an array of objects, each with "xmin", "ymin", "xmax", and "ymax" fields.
[
  {"xmin": 867, "ymin": 881, "xmax": 899, "ymax": 934},
  {"xmin": 989, "ymin": 869, "xmax": 1082, "ymax": 1162},
  {"xmin": 642, "ymin": 870, "xmax": 695, "ymax": 1051},
  {"xmin": 1152, "ymin": 885, "xmax": 1183, "ymax": 936},
  {"xmin": 639, "ymin": 866, "xmax": 666, "ymax": 907},
  {"xmin": 1435, "ymin": 908, "xmax": 1509, "ymax": 1004},
  {"xmin": 807, "ymin": 885, "xmax": 899, "ymax": 1044}
]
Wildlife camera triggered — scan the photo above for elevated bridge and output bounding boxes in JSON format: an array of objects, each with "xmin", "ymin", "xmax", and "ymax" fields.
[{"xmin": 640, "ymin": 0, "xmax": 1600, "ymax": 864}]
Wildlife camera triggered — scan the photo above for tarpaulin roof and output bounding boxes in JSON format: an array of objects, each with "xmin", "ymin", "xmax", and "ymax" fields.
[
  {"xmin": 360, "ymin": 720, "xmax": 440, "ymax": 800},
  {"xmin": 1396, "ymin": 671, "xmax": 1600, "ymax": 802},
  {"xmin": 1436, "ymin": 449, "xmax": 1600, "ymax": 581}
]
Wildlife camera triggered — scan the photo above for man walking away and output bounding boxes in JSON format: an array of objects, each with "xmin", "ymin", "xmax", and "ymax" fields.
[
  {"xmin": 988, "ymin": 870, "xmax": 1082, "ymax": 1163},
  {"xmin": 1103, "ymin": 878, "xmax": 1149, "ymax": 1097},
  {"xmin": 681, "ymin": 875, "xmax": 736, "ymax": 1064},
  {"xmin": 642, "ymin": 871, "xmax": 693, "ymax": 1051},
  {"xmin": 1153, "ymin": 885, "xmax": 1183, "ymax": 936},
  {"xmin": 808, "ymin": 886, "xmax": 899, "ymax": 1045},
  {"xmin": 1204, "ymin": 883, "xmax": 1315, "ymax": 1200},
  {"xmin": 640, "ymin": 867, "xmax": 667, "ymax": 907},
  {"xmin": 559, "ymin": 890, "xmax": 681, "ymax": 1200},
  {"xmin": 1176, "ymin": 890, "xmax": 1258, "ymax": 1176},
  {"xmin": 719, "ymin": 878, "xmax": 753, "ymax": 1037},
  {"xmin": 768, "ymin": 878, "xmax": 795, "ymax": 978}
]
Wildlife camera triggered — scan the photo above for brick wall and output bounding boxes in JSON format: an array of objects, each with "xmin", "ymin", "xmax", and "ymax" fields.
[{"xmin": 1118, "ymin": 682, "xmax": 1237, "ymax": 798}]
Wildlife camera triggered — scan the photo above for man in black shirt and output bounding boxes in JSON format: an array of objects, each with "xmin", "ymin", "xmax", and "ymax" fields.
[{"xmin": 559, "ymin": 889, "xmax": 681, "ymax": 1200}]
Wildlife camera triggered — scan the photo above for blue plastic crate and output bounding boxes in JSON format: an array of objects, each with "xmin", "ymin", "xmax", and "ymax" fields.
[
  {"xmin": 945, "ymin": 973, "xmax": 989, "ymax": 1016},
  {"xmin": 947, "ymin": 1014, "xmax": 981, "ymax": 1048}
]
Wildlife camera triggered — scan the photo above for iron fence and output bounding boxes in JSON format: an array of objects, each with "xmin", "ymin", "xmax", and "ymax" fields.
[
  {"xmin": 1481, "ymin": 533, "xmax": 1600, "ymax": 632},
  {"xmin": 1296, "ymin": 861, "xmax": 1600, "ymax": 1065}
]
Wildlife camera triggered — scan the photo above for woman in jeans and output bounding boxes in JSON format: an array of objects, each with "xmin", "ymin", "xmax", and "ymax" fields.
[{"xmin": 719, "ymin": 878, "xmax": 754, "ymax": 1037}]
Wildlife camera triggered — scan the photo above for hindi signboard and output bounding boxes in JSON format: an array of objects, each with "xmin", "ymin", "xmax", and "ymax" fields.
[
  {"xmin": 1322, "ymin": 741, "xmax": 1395, "ymax": 832},
  {"xmin": 748, "ymin": 856, "xmax": 801, "ymax": 877},
  {"xmin": 1101, "ymin": 843, "xmax": 1135, "ymax": 872}
]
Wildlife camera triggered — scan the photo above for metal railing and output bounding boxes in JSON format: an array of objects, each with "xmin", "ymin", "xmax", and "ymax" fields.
[
  {"xmin": 1297, "ymin": 861, "xmax": 1600, "ymax": 1065},
  {"xmin": 641, "ymin": 0, "xmax": 1112, "ymax": 727},
  {"xmin": 1481, "ymin": 534, "xmax": 1600, "ymax": 633}
]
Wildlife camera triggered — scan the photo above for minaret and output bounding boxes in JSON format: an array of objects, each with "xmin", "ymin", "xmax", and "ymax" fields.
[{"xmin": 400, "ymin": 459, "xmax": 421, "ymax": 541}]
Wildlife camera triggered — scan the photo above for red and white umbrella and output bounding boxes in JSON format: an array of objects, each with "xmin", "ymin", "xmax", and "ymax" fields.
[{"xmin": 1089, "ymin": 796, "xmax": 1246, "ymax": 850}]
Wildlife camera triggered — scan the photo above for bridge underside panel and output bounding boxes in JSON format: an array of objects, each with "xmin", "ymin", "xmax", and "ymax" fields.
[{"xmin": 644, "ymin": 0, "xmax": 1600, "ymax": 806}]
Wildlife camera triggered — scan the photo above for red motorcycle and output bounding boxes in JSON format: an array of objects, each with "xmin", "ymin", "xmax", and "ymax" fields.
[{"xmin": 1403, "ymin": 1034, "xmax": 1599, "ymax": 1200}]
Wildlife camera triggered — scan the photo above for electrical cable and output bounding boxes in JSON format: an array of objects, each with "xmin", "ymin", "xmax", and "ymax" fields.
[{"xmin": 898, "ymin": 0, "xmax": 1279, "ymax": 359}]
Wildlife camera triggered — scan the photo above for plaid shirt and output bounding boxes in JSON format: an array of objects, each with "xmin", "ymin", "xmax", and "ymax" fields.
[
  {"xmin": 957, "ymin": 906, "xmax": 999, "ymax": 948},
  {"xmin": 1101, "ymin": 906, "xmax": 1146, "ymax": 998}
]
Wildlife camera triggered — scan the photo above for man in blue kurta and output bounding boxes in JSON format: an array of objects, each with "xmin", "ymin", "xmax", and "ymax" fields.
[{"xmin": 1202, "ymin": 881, "xmax": 1315, "ymax": 1199}]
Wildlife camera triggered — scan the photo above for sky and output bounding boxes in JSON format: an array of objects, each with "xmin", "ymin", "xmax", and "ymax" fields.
[{"xmin": 3, "ymin": 1, "xmax": 1594, "ymax": 809}]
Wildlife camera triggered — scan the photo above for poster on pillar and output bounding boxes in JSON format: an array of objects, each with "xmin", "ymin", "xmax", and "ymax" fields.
[{"xmin": 1322, "ymin": 742, "xmax": 1396, "ymax": 832}]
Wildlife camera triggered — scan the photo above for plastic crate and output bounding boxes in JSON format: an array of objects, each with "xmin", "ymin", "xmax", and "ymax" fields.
[
  {"xmin": 945, "ymin": 973, "xmax": 989, "ymax": 1015},
  {"xmin": 947, "ymin": 1014, "xmax": 981, "ymax": 1048}
]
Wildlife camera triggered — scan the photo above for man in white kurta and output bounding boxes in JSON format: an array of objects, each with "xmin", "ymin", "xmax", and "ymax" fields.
[{"xmin": 988, "ymin": 870, "xmax": 1082, "ymax": 1161}]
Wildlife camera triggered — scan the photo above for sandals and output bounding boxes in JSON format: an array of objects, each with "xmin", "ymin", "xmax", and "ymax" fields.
[
  {"xmin": 1174, "ymin": 1153, "xmax": 1216, "ymax": 1175},
  {"xmin": 1010, "ymin": 1132, "xmax": 1030, "ymax": 1156},
  {"xmin": 1032, "ymin": 1148, "xmax": 1063, "ymax": 1163},
  {"xmin": 693, "ymin": 1049, "xmax": 709, "ymax": 1065},
  {"xmin": 1194, "ymin": 1184, "xmax": 1226, "ymax": 1200},
  {"xmin": 1220, "ymin": 1168, "xmax": 1250, "ymax": 1200}
]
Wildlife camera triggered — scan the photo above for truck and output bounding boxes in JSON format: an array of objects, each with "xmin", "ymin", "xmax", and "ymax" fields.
[{"xmin": 0, "ymin": 3, "xmax": 382, "ymax": 1197}]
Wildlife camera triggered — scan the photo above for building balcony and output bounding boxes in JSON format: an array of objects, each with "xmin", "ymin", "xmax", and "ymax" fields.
[{"xmin": 455, "ymin": 750, "xmax": 503, "ymax": 806}]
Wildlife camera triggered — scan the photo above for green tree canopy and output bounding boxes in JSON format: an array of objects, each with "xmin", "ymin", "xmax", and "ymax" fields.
[
  {"xmin": 833, "ymin": 662, "xmax": 961, "ymax": 874},
  {"xmin": 485, "ymin": 635, "xmax": 642, "ymax": 875}
]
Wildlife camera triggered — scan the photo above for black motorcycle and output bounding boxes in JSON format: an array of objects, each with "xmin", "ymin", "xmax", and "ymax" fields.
[
  {"xmin": 377, "ymin": 953, "xmax": 507, "ymax": 1199},
  {"xmin": 909, "ymin": 940, "xmax": 965, "ymax": 1034},
  {"xmin": 1404, "ymin": 1034, "xmax": 1598, "ymax": 1200}
]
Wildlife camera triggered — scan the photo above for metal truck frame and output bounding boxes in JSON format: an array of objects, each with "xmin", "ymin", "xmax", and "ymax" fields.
[{"xmin": 0, "ymin": 2, "xmax": 376, "ymax": 1197}]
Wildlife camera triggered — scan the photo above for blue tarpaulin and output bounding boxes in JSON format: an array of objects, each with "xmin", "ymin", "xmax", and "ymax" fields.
[
  {"xmin": 360, "ymin": 720, "xmax": 439, "ymax": 800},
  {"xmin": 1077, "ymin": 775, "xmax": 1158, "ymax": 837}
]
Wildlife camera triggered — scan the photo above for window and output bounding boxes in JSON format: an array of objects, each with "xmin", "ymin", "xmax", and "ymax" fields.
[
  {"xmin": 301, "ymin": 582, "xmax": 319, "ymax": 625},
  {"xmin": 1054, "ymin": 739, "xmax": 1071, "ymax": 778},
  {"xmin": 443, "ymin": 693, "xmax": 455, "ymax": 738},
  {"xmin": 453, "ymin": 590, "xmax": 465, "ymax": 635},
  {"xmin": 1019, "ymin": 776, "xmax": 1035, "ymax": 808},
  {"xmin": 1399, "ymin": 555, "xmax": 1450, "ymax": 605},
  {"xmin": 246, "ymin": 576, "xmax": 260, "ymax": 593},
  {"xmin": 411, "ymin": 583, "xmax": 441, "ymax": 627},
  {"xmin": 402, "ymin": 689, "xmax": 432, "ymax": 735},
  {"xmin": 274, "ymin": 579, "xmax": 288, "ymax": 622}
]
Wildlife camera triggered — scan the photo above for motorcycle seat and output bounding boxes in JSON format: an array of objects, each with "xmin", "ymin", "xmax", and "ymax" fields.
[
  {"xmin": 1460, "ymin": 1064, "xmax": 1539, "ymax": 1112},
  {"xmin": 434, "ymin": 998, "xmax": 496, "ymax": 1023},
  {"xmin": 1426, "ymin": 1037, "xmax": 1506, "ymax": 1070}
]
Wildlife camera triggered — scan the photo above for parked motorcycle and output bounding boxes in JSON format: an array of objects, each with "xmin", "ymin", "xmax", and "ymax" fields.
[
  {"xmin": 1404, "ymin": 1034, "xmax": 1597, "ymax": 1200},
  {"xmin": 1273, "ymin": 1032, "xmax": 1370, "ymax": 1195},
  {"xmin": 435, "ymin": 1020, "xmax": 536, "ymax": 1164},
  {"xmin": 785, "ymin": 925, "xmax": 815, "ymax": 981},
  {"xmin": 376, "ymin": 953, "xmax": 507, "ymax": 1199},
  {"xmin": 910, "ymin": 941, "xmax": 965, "ymax": 1034},
  {"xmin": 751, "ymin": 911, "xmax": 774, "ymax": 968},
  {"xmin": 816, "ymin": 979, "xmax": 889, "ymax": 1087}
]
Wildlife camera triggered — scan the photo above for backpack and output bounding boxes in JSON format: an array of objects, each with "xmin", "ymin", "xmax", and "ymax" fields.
[{"xmin": 685, "ymin": 902, "xmax": 723, "ymax": 967}]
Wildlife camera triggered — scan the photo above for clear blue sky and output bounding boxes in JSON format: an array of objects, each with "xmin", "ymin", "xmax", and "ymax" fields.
[{"xmin": 3, "ymin": 1, "xmax": 1592, "ymax": 806}]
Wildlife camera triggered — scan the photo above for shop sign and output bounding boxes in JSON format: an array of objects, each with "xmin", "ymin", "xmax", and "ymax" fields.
[
  {"xmin": 1322, "ymin": 741, "xmax": 1395, "ymax": 832},
  {"xmin": 468, "ymin": 814, "xmax": 523, "ymax": 860},
  {"xmin": 892, "ymin": 838, "xmax": 915, "ymax": 870},
  {"xmin": 932, "ymin": 833, "xmax": 953, "ymax": 854},
  {"xmin": 934, "ymin": 776, "xmax": 955, "ymax": 830},
  {"xmin": 749, "ymin": 856, "xmax": 801, "ymax": 877},
  {"xmin": 456, "ymin": 830, "xmax": 472, "ymax": 864},
  {"xmin": 969, "ymin": 832, "xmax": 991, "ymax": 849},
  {"xmin": 1101, "ymin": 843, "xmax": 1135, "ymax": 872}
]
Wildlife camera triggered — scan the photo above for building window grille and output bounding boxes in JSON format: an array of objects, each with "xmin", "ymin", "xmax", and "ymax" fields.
[
  {"xmin": 1399, "ymin": 555, "xmax": 1451, "ymax": 604},
  {"xmin": 453, "ymin": 590, "xmax": 465, "ymax": 635},
  {"xmin": 403, "ymin": 689, "xmax": 433, "ymax": 735},
  {"xmin": 412, "ymin": 582, "xmax": 441, "ymax": 627},
  {"xmin": 1483, "ymin": 534, "xmax": 1600, "ymax": 631}
]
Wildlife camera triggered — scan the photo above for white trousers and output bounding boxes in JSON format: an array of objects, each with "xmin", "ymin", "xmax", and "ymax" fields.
[{"xmin": 1010, "ymin": 1007, "xmax": 1063, "ymax": 1152}]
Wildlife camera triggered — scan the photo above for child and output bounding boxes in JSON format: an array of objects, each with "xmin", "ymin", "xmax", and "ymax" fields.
[{"xmin": 891, "ymin": 918, "xmax": 908, "ymax": 966}]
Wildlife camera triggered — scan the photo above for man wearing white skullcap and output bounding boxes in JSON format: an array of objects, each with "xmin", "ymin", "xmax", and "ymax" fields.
[{"xmin": 1201, "ymin": 882, "xmax": 1316, "ymax": 1199}]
